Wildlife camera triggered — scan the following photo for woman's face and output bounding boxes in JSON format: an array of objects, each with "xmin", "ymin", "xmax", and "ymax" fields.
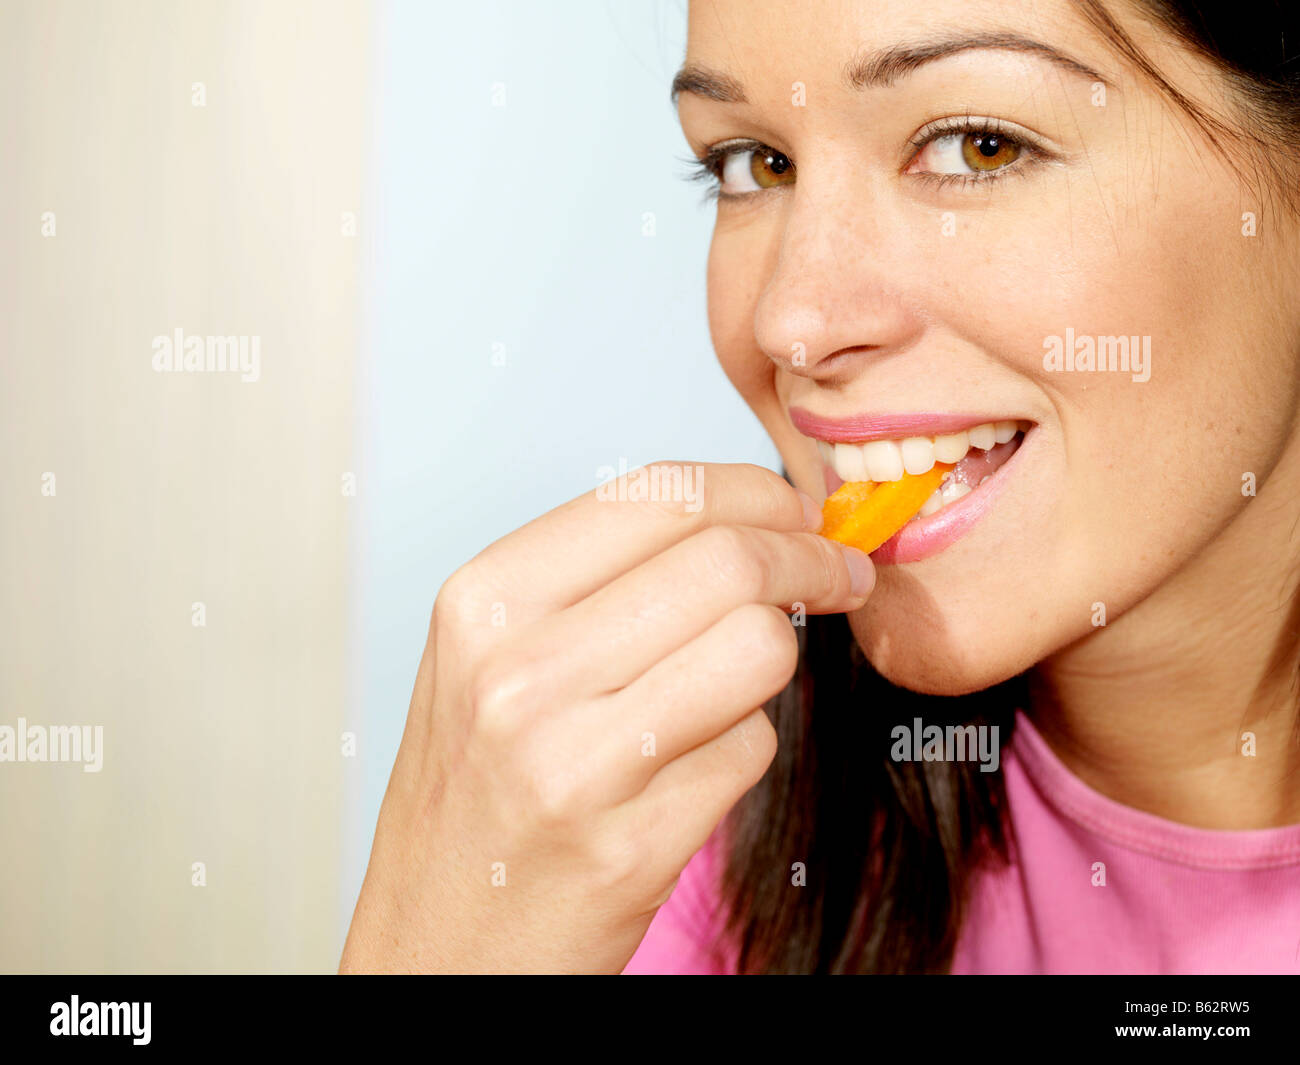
[{"xmin": 677, "ymin": 0, "xmax": 1300, "ymax": 695}]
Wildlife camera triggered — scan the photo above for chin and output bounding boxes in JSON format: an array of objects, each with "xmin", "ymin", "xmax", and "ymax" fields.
[{"xmin": 845, "ymin": 596, "xmax": 1049, "ymax": 698}]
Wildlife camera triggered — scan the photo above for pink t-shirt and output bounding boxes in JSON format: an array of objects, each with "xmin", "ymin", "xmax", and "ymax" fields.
[{"xmin": 623, "ymin": 710, "xmax": 1300, "ymax": 974}]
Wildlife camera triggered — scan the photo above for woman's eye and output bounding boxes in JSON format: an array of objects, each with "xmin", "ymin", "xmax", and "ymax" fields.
[
  {"xmin": 716, "ymin": 144, "xmax": 796, "ymax": 195},
  {"xmin": 695, "ymin": 126, "xmax": 1027, "ymax": 200},
  {"xmin": 908, "ymin": 130, "xmax": 1024, "ymax": 178}
]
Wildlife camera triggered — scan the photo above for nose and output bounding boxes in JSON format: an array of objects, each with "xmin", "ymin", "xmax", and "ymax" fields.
[{"xmin": 752, "ymin": 173, "xmax": 925, "ymax": 381}]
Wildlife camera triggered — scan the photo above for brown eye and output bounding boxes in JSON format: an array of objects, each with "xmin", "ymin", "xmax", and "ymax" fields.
[
  {"xmin": 713, "ymin": 143, "xmax": 798, "ymax": 197},
  {"xmin": 905, "ymin": 122, "xmax": 1037, "ymax": 182},
  {"xmin": 960, "ymin": 132, "xmax": 1020, "ymax": 172},
  {"xmin": 750, "ymin": 147, "xmax": 795, "ymax": 188}
]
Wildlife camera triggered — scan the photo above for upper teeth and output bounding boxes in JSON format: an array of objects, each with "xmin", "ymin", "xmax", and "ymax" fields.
[{"xmin": 816, "ymin": 419, "xmax": 1026, "ymax": 483}]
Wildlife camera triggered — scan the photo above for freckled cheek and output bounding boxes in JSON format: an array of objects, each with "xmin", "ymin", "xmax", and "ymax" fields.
[
  {"xmin": 705, "ymin": 236, "xmax": 774, "ymax": 404},
  {"xmin": 706, "ymin": 235, "xmax": 821, "ymax": 487},
  {"xmin": 976, "ymin": 203, "xmax": 1256, "ymax": 559}
]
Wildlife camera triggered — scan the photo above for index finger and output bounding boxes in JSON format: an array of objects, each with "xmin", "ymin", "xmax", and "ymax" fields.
[
  {"xmin": 457, "ymin": 462, "xmax": 822, "ymax": 621},
  {"xmin": 496, "ymin": 523, "xmax": 872, "ymax": 698}
]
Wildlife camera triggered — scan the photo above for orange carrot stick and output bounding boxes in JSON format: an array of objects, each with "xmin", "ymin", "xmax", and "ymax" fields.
[{"xmin": 821, "ymin": 463, "xmax": 954, "ymax": 554}]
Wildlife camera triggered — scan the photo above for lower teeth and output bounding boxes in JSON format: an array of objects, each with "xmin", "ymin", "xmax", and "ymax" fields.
[{"xmin": 911, "ymin": 467, "xmax": 994, "ymax": 521}]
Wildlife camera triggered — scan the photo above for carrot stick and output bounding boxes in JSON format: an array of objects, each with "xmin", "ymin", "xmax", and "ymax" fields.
[{"xmin": 821, "ymin": 463, "xmax": 954, "ymax": 554}]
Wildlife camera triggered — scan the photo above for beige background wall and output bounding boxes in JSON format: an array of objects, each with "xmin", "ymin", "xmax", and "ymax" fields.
[{"xmin": 0, "ymin": 0, "xmax": 369, "ymax": 972}]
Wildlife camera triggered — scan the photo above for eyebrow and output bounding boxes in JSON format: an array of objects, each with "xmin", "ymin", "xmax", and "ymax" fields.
[{"xmin": 671, "ymin": 32, "xmax": 1109, "ymax": 104}]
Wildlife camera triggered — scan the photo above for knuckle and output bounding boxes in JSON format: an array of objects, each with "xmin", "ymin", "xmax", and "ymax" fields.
[
  {"xmin": 519, "ymin": 759, "xmax": 586, "ymax": 826},
  {"xmin": 696, "ymin": 525, "xmax": 768, "ymax": 598},
  {"xmin": 586, "ymin": 828, "xmax": 642, "ymax": 891},
  {"xmin": 433, "ymin": 562, "xmax": 485, "ymax": 634},
  {"xmin": 615, "ymin": 461, "xmax": 705, "ymax": 525},
  {"xmin": 465, "ymin": 663, "xmax": 529, "ymax": 739},
  {"xmin": 737, "ymin": 603, "xmax": 800, "ymax": 681},
  {"xmin": 741, "ymin": 463, "xmax": 802, "ymax": 521},
  {"xmin": 637, "ymin": 463, "xmax": 691, "ymax": 516},
  {"xmin": 813, "ymin": 537, "xmax": 851, "ymax": 598}
]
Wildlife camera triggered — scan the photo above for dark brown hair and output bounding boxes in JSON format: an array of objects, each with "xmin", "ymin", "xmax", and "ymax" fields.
[{"xmin": 721, "ymin": 0, "xmax": 1300, "ymax": 975}]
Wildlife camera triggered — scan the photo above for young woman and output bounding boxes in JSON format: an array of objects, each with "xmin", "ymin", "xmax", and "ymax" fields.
[{"xmin": 341, "ymin": 0, "xmax": 1300, "ymax": 973}]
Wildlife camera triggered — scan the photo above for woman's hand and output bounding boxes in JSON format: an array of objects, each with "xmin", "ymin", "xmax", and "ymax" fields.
[{"xmin": 339, "ymin": 463, "xmax": 874, "ymax": 973}]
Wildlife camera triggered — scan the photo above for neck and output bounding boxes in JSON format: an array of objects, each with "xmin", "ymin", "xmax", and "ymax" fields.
[{"xmin": 1031, "ymin": 440, "xmax": 1300, "ymax": 830}]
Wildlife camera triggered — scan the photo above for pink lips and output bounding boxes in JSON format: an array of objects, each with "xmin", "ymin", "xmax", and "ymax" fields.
[
  {"xmin": 789, "ymin": 407, "xmax": 1012, "ymax": 443},
  {"xmin": 871, "ymin": 437, "xmax": 1026, "ymax": 564},
  {"xmin": 790, "ymin": 406, "xmax": 1033, "ymax": 565}
]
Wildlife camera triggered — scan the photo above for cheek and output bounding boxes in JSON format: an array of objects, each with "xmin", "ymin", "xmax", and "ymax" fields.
[
  {"xmin": 706, "ymin": 230, "xmax": 772, "ymax": 403},
  {"xmin": 708, "ymin": 226, "xmax": 824, "ymax": 490},
  {"xmin": 850, "ymin": 167, "xmax": 1300, "ymax": 693},
  {"xmin": 1018, "ymin": 167, "xmax": 1298, "ymax": 602}
]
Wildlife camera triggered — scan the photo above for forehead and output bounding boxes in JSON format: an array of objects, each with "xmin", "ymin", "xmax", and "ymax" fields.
[
  {"xmin": 682, "ymin": 0, "xmax": 1103, "ymax": 94},
  {"xmin": 686, "ymin": 0, "xmax": 1085, "ymax": 47}
]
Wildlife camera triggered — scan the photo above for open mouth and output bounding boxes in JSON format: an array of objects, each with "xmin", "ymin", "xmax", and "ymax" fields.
[{"xmin": 814, "ymin": 419, "xmax": 1031, "ymax": 523}]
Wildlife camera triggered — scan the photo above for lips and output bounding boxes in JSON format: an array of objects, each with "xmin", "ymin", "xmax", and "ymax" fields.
[{"xmin": 788, "ymin": 407, "xmax": 1034, "ymax": 563}]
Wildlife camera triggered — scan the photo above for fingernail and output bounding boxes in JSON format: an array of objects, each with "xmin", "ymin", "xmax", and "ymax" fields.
[
  {"xmin": 797, "ymin": 490, "xmax": 823, "ymax": 532},
  {"xmin": 840, "ymin": 545, "xmax": 874, "ymax": 597}
]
